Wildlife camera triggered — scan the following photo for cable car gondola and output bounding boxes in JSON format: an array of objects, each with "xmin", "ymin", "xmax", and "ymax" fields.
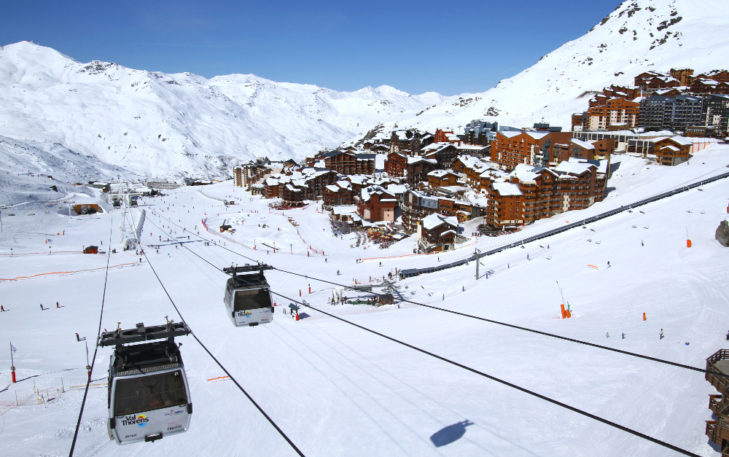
[
  {"xmin": 99, "ymin": 321, "xmax": 193, "ymax": 444},
  {"xmin": 223, "ymin": 264, "xmax": 274, "ymax": 327}
]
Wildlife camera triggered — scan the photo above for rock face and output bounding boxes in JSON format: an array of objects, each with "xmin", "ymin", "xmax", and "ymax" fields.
[{"xmin": 716, "ymin": 220, "xmax": 729, "ymax": 247}]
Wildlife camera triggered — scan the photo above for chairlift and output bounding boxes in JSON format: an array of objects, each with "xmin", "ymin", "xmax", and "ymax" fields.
[
  {"xmin": 223, "ymin": 264, "xmax": 274, "ymax": 327},
  {"xmin": 99, "ymin": 321, "xmax": 192, "ymax": 444}
]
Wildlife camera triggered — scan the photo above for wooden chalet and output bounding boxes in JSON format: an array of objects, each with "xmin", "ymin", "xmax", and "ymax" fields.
[
  {"xmin": 417, "ymin": 213, "xmax": 459, "ymax": 252},
  {"xmin": 586, "ymin": 97, "xmax": 640, "ymax": 131},
  {"xmin": 653, "ymin": 136, "xmax": 692, "ymax": 165},
  {"xmin": 385, "ymin": 151, "xmax": 408, "ymax": 177},
  {"xmin": 705, "ymin": 349, "xmax": 729, "ymax": 456},
  {"xmin": 355, "ymin": 186, "xmax": 398, "ymax": 222},
  {"xmin": 422, "ymin": 143, "xmax": 458, "ymax": 168},
  {"xmin": 323, "ymin": 181, "xmax": 354, "ymax": 206},
  {"xmin": 323, "ymin": 151, "xmax": 376, "ymax": 175},
  {"xmin": 406, "ymin": 156, "xmax": 438, "ymax": 188},
  {"xmin": 427, "ymin": 169, "xmax": 462, "ymax": 188}
]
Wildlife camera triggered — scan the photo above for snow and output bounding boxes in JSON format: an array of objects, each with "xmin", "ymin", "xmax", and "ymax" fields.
[
  {"xmin": 492, "ymin": 181, "xmax": 523, "ymax": 196},
  {"xmin": 1, "ymin": 145, "xmax": 729, "ymax": 456}
]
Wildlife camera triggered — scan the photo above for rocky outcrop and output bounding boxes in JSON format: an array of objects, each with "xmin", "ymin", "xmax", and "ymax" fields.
[{"xmin": 716, "ymin": 220, "xmax": 729, "ymax": 247}]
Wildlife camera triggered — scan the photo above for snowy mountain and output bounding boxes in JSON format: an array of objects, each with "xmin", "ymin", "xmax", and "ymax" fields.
[
  {"xmin": 1, "ymin": 0, "xmax": 728, "ymax": 182},
  {"xmin": 0, "ymin": 41, "xmax": 444, "ymax": 179},
  {"xmin": 390, "ymin": 0, "xmax": 729, "ymax": 133}
]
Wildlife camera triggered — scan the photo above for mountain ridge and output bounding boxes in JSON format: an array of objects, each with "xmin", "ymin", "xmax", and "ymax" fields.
[{"xmin": 2, "ymin": 0, "xmax": 729, "ymax": 179}]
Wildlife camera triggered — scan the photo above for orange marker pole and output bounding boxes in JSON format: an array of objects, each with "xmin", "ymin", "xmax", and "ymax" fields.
[
  {"xmin": 11, "ymin": 366, "xmax": 16, "ymax": 383},
  {"xmin": 565, "ymin": 309, "xmax": 571, "ymax": 318},
  {"xmin": 643, "ymin": 312, "xmax": 646, "ymax": 321},
  {"xmin": 560, "ymin": 304, "xmax": 566, "ymax": 319},
  {"xmin": 686, "ymin": 239, "xmax": 692, "ymax": 248}
]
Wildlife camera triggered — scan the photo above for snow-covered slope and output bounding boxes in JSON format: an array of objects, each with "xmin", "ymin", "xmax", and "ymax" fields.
[
  {"xmin": 1, "ymin": 145, "xmax": 728, "ymax": 456},
  {"xmin": 1, "ymin": 0, "xmax": 728, "ymax": 181},
  {"xmin": 0, "ymin": 41, "xmax": 444, "ymax": 179},
  {"xmin": 392, "ymin": 0, "xmax": 729, "ymax": 132}
]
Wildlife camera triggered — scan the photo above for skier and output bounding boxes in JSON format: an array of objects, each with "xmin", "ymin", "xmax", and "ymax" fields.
[
  {"xmin": 605, "ymin": 332, "xmax": 610, "ymax": 338},
  {"xmin": 659, "ymin": 328, "xmax": 664, "ymax": 340},
  {"xmin": 0, "ymin": 305, "xmax": 5, "ymax": 312},
  {"xmin": 726, "ymin": 330, "xmax": 729, "ymax": 341},
  {"xmin": 56, "ymin": 301, "xmax": 60, "ymax": 309},
  {"xmin": 607, "ymin": 261, "xmax": 611, "ymax": 268},
  {"xmin": 621, "ymin": 332, "xmax": 625, "ymax": 340},
  {"xmin": 40, "ymin": 303, "xmax": 45, "ymax": 311}
]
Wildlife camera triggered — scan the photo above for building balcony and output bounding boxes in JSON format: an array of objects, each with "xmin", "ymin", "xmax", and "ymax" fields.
[
  {"xmin": 707, "ymin": 349, "xmax": 729, "ymax": 393},
  {"xmin": 710, "ymin": 394, "xmax": 724, "ymax": 415}
]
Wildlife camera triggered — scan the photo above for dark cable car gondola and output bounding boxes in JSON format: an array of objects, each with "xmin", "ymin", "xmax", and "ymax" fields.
[
  {"xmin": 223, "ymin": 264, "xmax": 274, "ymax": 327},
  {"xmin": 99, "ymin": 321, "xmax": 192, "ymax": 444}
]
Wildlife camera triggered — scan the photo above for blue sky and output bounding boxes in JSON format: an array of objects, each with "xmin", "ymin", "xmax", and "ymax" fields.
[{"xmin": 1, "ymin": 0, "xmax": 622, "ymax": 95}]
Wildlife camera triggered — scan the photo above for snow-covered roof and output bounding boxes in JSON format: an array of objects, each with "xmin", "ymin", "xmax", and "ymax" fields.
[
  {"xmin": 325, "ymin": 184, "xmax": 339, "ymax": 192},
  {"xmin": 511, "ymin": 164, "xmax": 541, "ymax": 183},
  {"xmin": 336, "ymin": 180, "xmax": 351, "ymax": 190},
  {"xmin": 421, "ymin": 213, "xmax": 458, "ymax": 231},
  {"xmin": 524, "ymin": 131, "xmax": 549, "ymax": 140},
  {"xmin": 386, "ymin": 184, "xmax": 407, "ymax": 195},
  {"xmin": 493, "ymin": 182, "xmax": 522, "ymax": 196},
  {"xmin": 571, "ymin": 138, "xmax": 596, "ymax": 150},
  {"xmin": 332, "ymin": 205, "xmax": 357, "ymax": 215},
  {"xmin": 407, "ymin": 156, "xmax": 437, "ymax": 165},
  {"xmin": 555, "ymin": 159, "xmax": 595, "ymax": 175},
  {"xmin": 500, "ymin": 130, "xmax": 523, "ymax": 139},
  {"xmin": 265, "ymin": 177, "xmax": 279, "ymax": 186}
]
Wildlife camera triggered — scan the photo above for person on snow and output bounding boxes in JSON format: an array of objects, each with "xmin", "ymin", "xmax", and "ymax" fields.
[
  {"xmin": 56, "ymin": 301, "xmax": 60, "ymax": 308},
  {"xmin": 0, "ymin": 305, "xmax": 5, "ymax": 312},
  {"xmin": 659, "ymin": 328, "xmax": 664, "ymax": 340}
]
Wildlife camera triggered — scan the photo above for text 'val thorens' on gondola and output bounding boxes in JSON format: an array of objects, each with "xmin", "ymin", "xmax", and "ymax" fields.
[
  {"xmin": 99, "ymin": 321, "xmax": 192, "ymax": 444},
  {"xmin": 223, "ymin": 264, "xmax": 274, "ymax": 327}
]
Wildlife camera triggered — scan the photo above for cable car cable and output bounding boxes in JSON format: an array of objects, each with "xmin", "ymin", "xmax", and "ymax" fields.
[
  {"xmin": 134, "ymin": 214, "xmax": 306, "ymax": 457},
  {"xmin": 68, "ymin": 217, "xmax": 115, "ymax": 457},
  {"xmin": 270, "ymin": 290, "xmax": 700, "ymax": 457},
  {"xmin": 148, "ymin": 213, "xmax": 700, "ymax": 456},
  {"xmin": 158, "ymin": 211, "xmax": 720, "ymax": 380}
]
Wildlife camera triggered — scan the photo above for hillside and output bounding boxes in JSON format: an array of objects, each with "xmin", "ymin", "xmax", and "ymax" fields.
[
  {"xmin": 0, "ymin": 41, "xmax": 444, "ymax": 179},
  {"xmin": 387, "ymin": 0, "xmax": 729, "ymax": 133},
  {"xmin": 1, "ymin": 0, "xmax": 729, "ymax": 182},
  {"xmin": 1, "ymin": 145, "xmax": 728, "ymax": 456}
]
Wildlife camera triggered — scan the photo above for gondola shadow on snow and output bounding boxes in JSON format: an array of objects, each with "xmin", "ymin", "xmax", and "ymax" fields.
[{"xmin": 430, "ymin": 420, "xmax": 474, "ymax": 447}]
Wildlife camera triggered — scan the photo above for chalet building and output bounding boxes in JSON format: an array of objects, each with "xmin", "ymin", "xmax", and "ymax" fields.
[
  {"xmin": 385, "ymin": 151, "xmax": 408, "ymax": 177},
  {"xmin": 281, "ymin": 183, "xmax": 305, "ymax": 206},
  {"xmin": 639, "ymin": 95, "xmax": 704, "ymax": 131},
  {"xmin": 434, "ymin": 129, "xmax": 462, "ymax": 146},
  {"xmin": 389, "ymin": 130, "xmax": 427, "ymax": 155},
  {"xmin": 355, "ymin": 186, "xmax": 398, "ymax": 223},
  {"xmin": 402, "ymin": 190, "xmax": 439, "ymax": 233},
  {"xmin": 406, "ymin": 156, "xmax": 438, "ymax": 188},
  {"xmin": 624, "ymin": 135, "xmax": 692, "ymax": 165},
  {"xmin": 690, "ymin": 78, "xmax": 729, "ymax": 95},
  {"xmin": 704, "ymin": 349, "xmax": 729, "ymax": 455},
  {"xmin": 491, "ymin": 130, "xmax": 572, "ymax": 170},
  {"xmin": 634, "ymin": 71, "xmax": 681, "ymax": 91},
  {"xmin": 264, "ymin": 177, "xmax": 282, "ymax": 199},
  {"xmin": 422, "ymin": 143, "xmax": 458, "ymax": 168},
  {"xmin": 323, "ymin": 181, "xmax": 354, "ymax": 206},
  {"xmin": 670, "ymin": 68, "xmax": 695, "ymax": 86},
  {"xmin": 233, "ymin": 167, "xmax": 243, "ymax": 187},
  {"xmin": 702, "ymin": 69, "xmax": 729, "ymax": 84},
  {"xmin": 484, "ymin": 159, "xmax": 606, "ymax": 230},
  {"xmin": 233, "ymin": 163, "xmax": 269, "ymax": 188},
  {"xmin": 653, "ymin": 137, "xmax": 693, "ymax": 165},
  {"xmin": 704, "ymin": 94, "xmax": 729, "ymax": 137},
  {"xmin": 417, "ymin": 213, "xmax": 459, "ymax": 252},
  {"xmin": 427, "ymin": 170, "xmax": 463, "ymax": 188},
  {"xmin": 586, "ymin": 97, "xmax": 640, "ymax": 130},
  {"xmin": 323, "ymin": 151, "xmax": 376, "ymax": 175},
  {"xmin": 572, "ymin": 113, "xmax": 587, "ymax": 131},
  {"xmin": 263, "ymin": 169, "xmax": 335, "ymax": 201},
  {"xmin": 485, "ymin": 181, "xmax": 523, "ymax": 228}
]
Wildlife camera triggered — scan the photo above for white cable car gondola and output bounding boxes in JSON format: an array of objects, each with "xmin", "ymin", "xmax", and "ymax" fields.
[
  {"xmin": 223, "ymin": 265, "xmax": 274, "ymax": 327},
  {"xmin": 99, "ymin": 321, "xmax": 192, "ymax": 444}
]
